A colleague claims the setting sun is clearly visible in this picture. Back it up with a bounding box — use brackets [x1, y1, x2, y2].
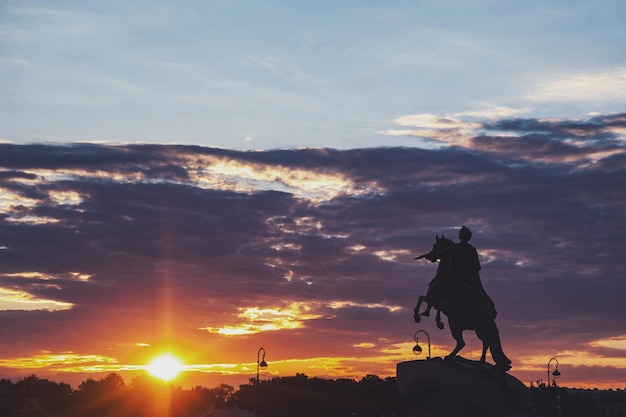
[146, 354, 184, 382]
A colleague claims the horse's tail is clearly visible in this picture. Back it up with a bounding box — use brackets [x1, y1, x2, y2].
[479, 320, 511, 370]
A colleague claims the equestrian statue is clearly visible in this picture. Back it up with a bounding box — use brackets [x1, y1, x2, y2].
[413, 226, 511, 372]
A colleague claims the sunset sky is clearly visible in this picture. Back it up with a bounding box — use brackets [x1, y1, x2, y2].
[1, 1, 626, 391]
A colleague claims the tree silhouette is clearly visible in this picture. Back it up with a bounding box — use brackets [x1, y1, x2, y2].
[234, 373, 405, 417]
[70, 373, 127, 417]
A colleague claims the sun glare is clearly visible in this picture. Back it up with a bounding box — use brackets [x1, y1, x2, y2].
[146, 354, 184, 381]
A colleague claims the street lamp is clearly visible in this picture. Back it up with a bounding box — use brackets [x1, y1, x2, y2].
[547, 357, 561, 387]
[255, 347, 267, 417]
[413, 330, 431, 359]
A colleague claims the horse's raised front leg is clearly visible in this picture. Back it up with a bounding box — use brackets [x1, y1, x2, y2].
[418, 294, 437, 317]
[413, 299, 422, 323]
[414, 295, 432, 322]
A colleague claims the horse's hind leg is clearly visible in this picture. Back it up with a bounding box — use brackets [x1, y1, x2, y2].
[446, 325, 465, 360]
[435, 309, 444, 329]
[480, 340, 488, 363]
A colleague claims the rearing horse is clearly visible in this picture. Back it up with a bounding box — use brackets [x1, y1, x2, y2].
[413, 235, 511, 372]
[413, 234, 453, 329]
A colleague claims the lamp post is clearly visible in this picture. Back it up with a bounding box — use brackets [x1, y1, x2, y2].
[255, 347, 267, 417]
[413, 330, 431, 359]
[547, 357, 560, 387]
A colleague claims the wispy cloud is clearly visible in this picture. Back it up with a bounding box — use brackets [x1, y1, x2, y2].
[381, 110, 626, 168]
[525, 68, 626, 103]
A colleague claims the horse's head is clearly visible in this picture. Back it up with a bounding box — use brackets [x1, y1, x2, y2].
[433, 234, 455, 252]
[421, 234, 455, 263]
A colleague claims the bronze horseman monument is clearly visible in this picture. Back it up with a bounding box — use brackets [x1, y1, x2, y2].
[396, 226, 543, 417]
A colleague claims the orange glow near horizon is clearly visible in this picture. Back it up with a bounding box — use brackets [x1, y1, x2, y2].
[0, 328, 626, 389]
[1, 338, 625, 390]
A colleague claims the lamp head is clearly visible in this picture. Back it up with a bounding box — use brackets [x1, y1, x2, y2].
[259, 360, 268, 370]
[552, 368, 561, 379]
[412, 343, 423, 355]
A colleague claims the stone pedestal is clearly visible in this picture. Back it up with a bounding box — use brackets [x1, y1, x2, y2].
[397, 357, 546, 417]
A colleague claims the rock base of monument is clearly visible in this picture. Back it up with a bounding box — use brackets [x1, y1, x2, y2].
[397, 357, 546, 417]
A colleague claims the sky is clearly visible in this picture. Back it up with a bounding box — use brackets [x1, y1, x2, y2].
[1, 0, 625, 391]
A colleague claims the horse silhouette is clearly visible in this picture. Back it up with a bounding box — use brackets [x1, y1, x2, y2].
[414, 235, 511, 372]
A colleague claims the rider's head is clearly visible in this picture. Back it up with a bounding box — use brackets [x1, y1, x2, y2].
[459, 225, 472, 242]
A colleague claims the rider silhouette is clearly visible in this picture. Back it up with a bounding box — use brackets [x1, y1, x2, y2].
[422, 226, 496, 316]
[449, 226, 496, 314]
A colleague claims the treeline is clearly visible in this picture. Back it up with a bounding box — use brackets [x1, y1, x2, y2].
[0, 373, 234, 417]
[238, 373, 405, 417]
[2, 373, 604, 417]
[0, 373, 406, 417]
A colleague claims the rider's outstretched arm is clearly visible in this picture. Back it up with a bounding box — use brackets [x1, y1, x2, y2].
[414, 251, 440, 262]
